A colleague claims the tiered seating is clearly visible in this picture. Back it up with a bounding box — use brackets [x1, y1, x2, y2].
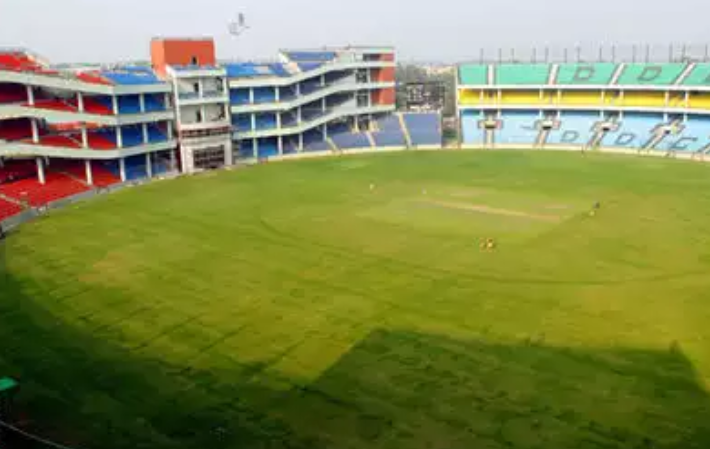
[254, 113, 277, 130]
[257, 138, 279, 158]
[331, 131, 371, 150]
[119, 126, 145, 147]
[0, 160, 36, 184]
[123, 155, 148, 180]
[496, 64, 551, 85]
[101, 70, 161, 85]
[0, 83, 27, 103]
[300, 79, 322, 95]
[461, 111, 486, 145]
[30, 99, 77, 112]
[82, 96, 113, 115]
[285, 52, 337, 62]
[303, 130, 329, 152]
[75, 72, 112, 85]
[230, 89, 250, 105]
[144, 94, 165, 112]
[0, 52, 40, 70]
[147, 125, 168, 143]
[459, 65, 489, 85]
[556, 63, 617, 85]
[269, 64, 291, 77]
[239, 139, 254, 158]
[372, 115, 406, 147]
[37, 135, 82, 148]
[52, 160, 120, 187]
[253, 87, 276, 103]
[117, 95, 141, 114]
[616, 63, 686, 86]
[298, 63, 323, 72]
[656, 117, 710, 152]
[0, 119, 32, 141]
[601, 114, 665, 149]
[87, 131, 116, 150]
[0, 172, 89, 207]
[403, 113, 442, 146]
[0, 197, 22, 221]
[546, 113, 601, 147]
[495, 112, 540, 145]
[233, 114, 252, 131]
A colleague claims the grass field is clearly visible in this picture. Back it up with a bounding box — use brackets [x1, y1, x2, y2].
[2, 150, 710, 449]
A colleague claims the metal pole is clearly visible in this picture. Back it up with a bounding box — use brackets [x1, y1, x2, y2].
[611, 45, 616, 63]
[563, 48, 568, 63]
[576, 45, 581, 62]
[532, 47, 537, 63]
[669, 43, 673, 62]
[544, 46, 550, 63]
[498, 47, 503, 63]
[599, 45, 603, 62]
[645, 44, 650, 63]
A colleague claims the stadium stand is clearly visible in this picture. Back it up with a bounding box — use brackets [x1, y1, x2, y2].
[0, 51, 40, 70]
[269, 63, 291, 77]
[230, 88, 250, 105]
[331, 130, 371, 150]
[147, 124, 168, 143]
[82, 96, 114, 115]
[101, 69, 161, 85]
[555, 63, 618, 85]
[118, 95, 142, 114]
[257, 138, 279, 158]
[600, 113, 665, 149]
[0, 83, 27, 103]
[285, 51, 337, 62]
[0, 118, 33, 141]
[656, 116, 710, 152]
[616, 63, 686, 86]
[87, 131, 117, 150]
[0, 197, 23, 221]
[496, 64, 551, 85]
[123, 155, 149, 180]
[304, 130, 330, 152]
[298, 62, 324, 72]
[547, 112, 601, 147]
[144, 94, 166, 112]
[0, 171, 89, 206]
[682, 63, 710, 86]
[233, 114, 252, 131]
[495, 111, 540, 145]
[459, 65, 489, 85]
[254, 113, 277, 130]
[372, 115, 407, 147]
[403, 113, 442, 146]
[461, 111, 486, 145]
[51, 159, 120, 187]
[119, 126, 145, 147]
[253, 87, 276, 103]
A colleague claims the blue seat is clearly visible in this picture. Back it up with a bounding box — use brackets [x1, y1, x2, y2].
[147, 125, 167, 143]
[601, 114, 664, 149]
[239, 139, 254, 158]
[286, 52, 337, 62]
[144, 94, 165, 112]
[461, 111, 486, 145]
[124, 154, 148, 180]
[119, 126, 144, 147]
[656, 116, 710, 152]
[373, 115, 406, 147]
[102, 70, 161, 85]
[117, 95, 141, 114]
[230, 89, 251, 105]
[495, 112, 540, 145]
[253, 87, 276, 103]
[547, 113, 601, 147]
[232, 114, 252, 132]
[331, 132, 371, 150]
[299, 62, 324, 72]
[403, 113, 442, 146]
[257, 138, 279, 158]
[254, 113, 277, 130]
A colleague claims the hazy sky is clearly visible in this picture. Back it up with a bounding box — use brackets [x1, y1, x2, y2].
[1, 0, 709, 63]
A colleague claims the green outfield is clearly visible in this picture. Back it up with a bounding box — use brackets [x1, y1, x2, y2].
[2, 150, 710, 449]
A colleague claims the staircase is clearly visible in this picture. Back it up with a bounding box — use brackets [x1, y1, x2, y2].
[365, 131, 376, 148]
[397, 113, 413, 148]
[326, 137, 340, 154]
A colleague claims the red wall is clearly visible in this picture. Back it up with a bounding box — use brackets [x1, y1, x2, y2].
[371, 87, 395, 106]
[379, 53, 395, 62]
[151, 39, 217, 77]
[372, 67, 395, 83]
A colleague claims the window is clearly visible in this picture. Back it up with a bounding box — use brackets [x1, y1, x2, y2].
[196, 110, 203, 123]
[191, 56, 198, 65]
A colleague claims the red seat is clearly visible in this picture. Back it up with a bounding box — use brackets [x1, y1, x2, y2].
[76, 72, 112, 86]
[36, 135, 82, 148]
[87, 132, 116, 150]
[30, 99, 77, 112]
[0, 118, 33, 141]
[0, 197, 23, 221]
[82, 97, 113, 115]
[0, 84, 27, 104]
[0, 171, 90, 207]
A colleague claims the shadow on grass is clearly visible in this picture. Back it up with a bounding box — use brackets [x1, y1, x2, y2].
[1, 261, 709, 449]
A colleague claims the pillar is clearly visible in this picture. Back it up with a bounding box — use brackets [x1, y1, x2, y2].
[322, 97, 326, 112]
[296, 83, 301, 96]
[323, 124, 328, 139]
[298, 134, 304, 152]
[278, 136, 284, 155]
[26, 85, 35, 105]
[85, 160, 93, 186]
[164, 93, 170, 110]
[249, 88, 254, 104]
[119, 157, 127, 182]
[139, 94, 146, 113]
[112, 96, 119, 114]
[253, 138, 259, 159]
[297, 107, 302, 124]
[321, 74, 326, 87]
[275, 86, 281, 102]
[169, 149, 176, 171]
[167, 123, 173, 140]
[81, 126, 88, 148]
[77, 92, 85, 113]
[145, 153, 153, 178]
[142, 123, 149, 145]
[251, 114, 256, 131]
[116, 126, 123, 148]
[36, 157, 45, 185]
[30, 119, 39, 143]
